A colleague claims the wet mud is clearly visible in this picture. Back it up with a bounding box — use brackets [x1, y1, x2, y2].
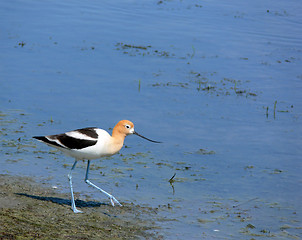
[0, 174, 161, 240]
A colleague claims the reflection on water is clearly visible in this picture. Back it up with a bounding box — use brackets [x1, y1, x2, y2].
[1, 0, 301, 239]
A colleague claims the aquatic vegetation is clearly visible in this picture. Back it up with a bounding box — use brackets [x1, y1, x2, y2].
[152, 82, 189, 88]
[151, 71, 258, 98]
[265, 101, 293, 119]
[121, 152, 150, 162]
[18, 41, 26, 47]
[115, 42, 187, 59]
[0, 110, 35, 158]
[138, 79, 141, 92]
[115, 42, 152, 56]
[156, 0, 203, 10]
[197, 218, 214, 223]
[184, 148, 216, 155]
[111, 168, 124, 174]
[274, 100, 277, 118]
[244, 165, 254, 170]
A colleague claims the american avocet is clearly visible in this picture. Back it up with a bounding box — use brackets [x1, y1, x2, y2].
[33, 120, 161, 213]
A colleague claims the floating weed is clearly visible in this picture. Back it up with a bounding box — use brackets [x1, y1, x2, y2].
[2, 140, 18, 148]
[246, 223, 256, 229]
[155, 162, 173, 168]
[172, 177, 189, 183]
[206, 201, 223, 207]
[268, 202, 281, 208]
[156, 216, 177, 222]
[272, 169, 283, 174]
[197, 218, 214, 224]
[153, 70, 222, 97]
[196, 148, 216, 155]
[18, 41, 26, 47]
[202, 85, 215, 91]
[240, 226, 275, 237]
[198, 197, 299, 238]
[152, 71, 258, 98]
[195, 73, 258, 97]
[0, 112, 7, 117]
[235, 89, 246, 95]
[157, 0, 203, 10]
[89, 164, 104, 170]
[244, 165, 254, 170]
[6, 158, 23, 163]
[185, 148, 215, 155]
[134, 161, 148, 165]
[129, 152, 150, 158]
[115, 42, 152, 57]
[262, 168, 284, 175]
[62, 164, 69, 168]
[115, 42, 182, 58]
[121, 151, 150, 163]
[116, 43, 151, 50]
[152, 82, 189, 88]
[33, 150, 51, 154]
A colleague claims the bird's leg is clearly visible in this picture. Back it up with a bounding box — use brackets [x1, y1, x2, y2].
[68, 160, 83, 213]
[84, 160, 122, 207]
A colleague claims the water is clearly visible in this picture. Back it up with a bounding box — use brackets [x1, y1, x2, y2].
[1, 0, 301, 239]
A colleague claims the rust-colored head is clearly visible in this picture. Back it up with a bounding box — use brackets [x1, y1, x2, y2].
[112, 120, 135, 137]
[112, 120, 161, 143]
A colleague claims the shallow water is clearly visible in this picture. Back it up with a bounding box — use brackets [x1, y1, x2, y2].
[1, 0, 302, 239]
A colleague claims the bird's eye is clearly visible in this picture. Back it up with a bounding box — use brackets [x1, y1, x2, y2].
[125, 125, 131, 129]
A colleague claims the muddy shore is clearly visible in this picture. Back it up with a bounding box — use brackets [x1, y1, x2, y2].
[0, 174, 161, 239]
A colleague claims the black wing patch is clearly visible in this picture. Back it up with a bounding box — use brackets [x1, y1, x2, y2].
[75, 127, 99, 139]
[33, 136, 64, 149]
[33, 127, 98, 150]
[54, 134, 97, 149]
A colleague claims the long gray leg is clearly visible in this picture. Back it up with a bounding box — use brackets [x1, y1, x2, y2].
[85, 160, 122, 206]
[68, 160, 83, 213]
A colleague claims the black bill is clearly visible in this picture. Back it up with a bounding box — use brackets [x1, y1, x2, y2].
[134, 131, 162, 143]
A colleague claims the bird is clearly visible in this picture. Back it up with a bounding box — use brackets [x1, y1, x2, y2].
[33, 120, 161, 213]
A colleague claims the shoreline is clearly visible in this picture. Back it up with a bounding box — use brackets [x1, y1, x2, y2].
[0, 174, 161, 239]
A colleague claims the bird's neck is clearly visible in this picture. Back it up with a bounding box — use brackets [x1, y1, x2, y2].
[109, 130, 126, 155]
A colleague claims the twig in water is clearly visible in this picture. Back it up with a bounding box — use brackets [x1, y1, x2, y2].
[169, 173, 176, 183]
[169, 173, 176, 195]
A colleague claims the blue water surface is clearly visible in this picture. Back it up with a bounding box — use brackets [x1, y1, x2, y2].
[1, 0, 301, 239]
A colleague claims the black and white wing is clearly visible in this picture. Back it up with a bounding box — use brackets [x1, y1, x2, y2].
[33, 127, 99, 150]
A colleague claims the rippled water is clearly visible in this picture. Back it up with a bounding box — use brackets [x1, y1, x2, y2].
[1, 0, 301, 239]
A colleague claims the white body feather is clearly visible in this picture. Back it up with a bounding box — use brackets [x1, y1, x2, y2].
[39, 128, 116, 160]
